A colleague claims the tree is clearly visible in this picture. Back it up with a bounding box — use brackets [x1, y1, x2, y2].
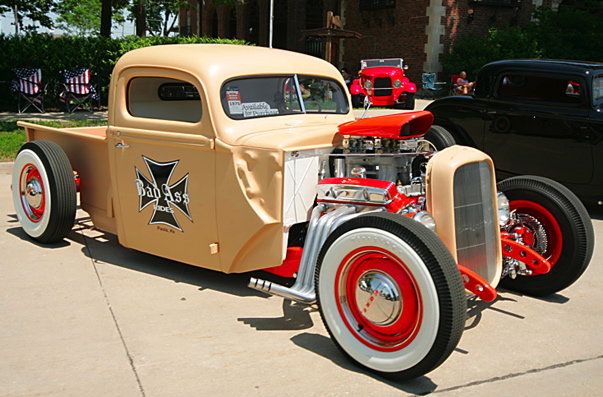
[100, 0, 113, 37]
[54, 0, 102, 35]
[443, 3, 603, 76]
[527, 3, 603, 61]
[134, 0, 146, 37]
[52, 0, 127, 37]
[0, 0, 55, 35]
[146, 0, 189, 36]
[442, 27, 540, 79]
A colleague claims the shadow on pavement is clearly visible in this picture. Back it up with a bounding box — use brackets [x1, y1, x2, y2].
[238, 299, 315, 331]
[291, 332, 440, 395]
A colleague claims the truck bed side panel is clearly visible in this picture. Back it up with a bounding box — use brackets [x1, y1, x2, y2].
[18, 122, 116, 234]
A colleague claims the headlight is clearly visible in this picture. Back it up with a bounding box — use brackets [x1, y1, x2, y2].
[497, 192, 510, 227]
[413, 211, 436, 233]
[393, 79, 402, 88]
[363, 80, 372, 90]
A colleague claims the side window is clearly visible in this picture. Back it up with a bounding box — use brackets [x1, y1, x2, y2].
[497, 74, 582, 105]
[593, 75, 603, 102]
[128, 77, 202, 123]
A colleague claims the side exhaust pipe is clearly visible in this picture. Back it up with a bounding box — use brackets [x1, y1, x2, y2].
[248, 277, 316, 304]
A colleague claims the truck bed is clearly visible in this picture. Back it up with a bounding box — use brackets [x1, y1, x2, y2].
[18, 121, 117, 234]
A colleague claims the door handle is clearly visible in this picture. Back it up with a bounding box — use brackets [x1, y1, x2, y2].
[115, 143, 129, 149]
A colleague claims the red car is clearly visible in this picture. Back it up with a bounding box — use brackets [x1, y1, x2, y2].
[350, 58, 417, 109]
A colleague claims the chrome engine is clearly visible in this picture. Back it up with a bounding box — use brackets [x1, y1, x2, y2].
[327, 136, 432, 193]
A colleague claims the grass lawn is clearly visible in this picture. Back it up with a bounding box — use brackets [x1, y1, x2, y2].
[0, 119, 106, 162]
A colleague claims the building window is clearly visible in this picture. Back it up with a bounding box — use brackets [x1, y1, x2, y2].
[359, 0, 396, 12]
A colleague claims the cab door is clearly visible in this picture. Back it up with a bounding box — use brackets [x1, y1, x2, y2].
[483, 73, 593, 184]
[107, 70, 220, 271]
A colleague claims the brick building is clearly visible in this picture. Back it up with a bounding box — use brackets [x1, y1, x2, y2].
[179, 0, 559, 83]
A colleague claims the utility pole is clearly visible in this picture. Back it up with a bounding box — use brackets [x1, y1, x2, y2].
[269, 0, 274, 48]
[13, 4, 19, 36]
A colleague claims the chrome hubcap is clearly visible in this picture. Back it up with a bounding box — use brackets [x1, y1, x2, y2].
[25, 178, 43, 210]
[355, 271, 402, 326]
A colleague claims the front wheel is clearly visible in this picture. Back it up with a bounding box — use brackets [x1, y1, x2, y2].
[422, 125, 456, 150]
[315, 213, 466, 380]
[351, 94, 364, 108]
[404, 93, 415, 110]
[12, 141, 76, 244]
[498, 176, 594, 296]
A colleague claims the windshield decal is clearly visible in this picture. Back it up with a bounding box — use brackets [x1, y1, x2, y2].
[242, 102, 279, 117]
[226, 89, 243, 115]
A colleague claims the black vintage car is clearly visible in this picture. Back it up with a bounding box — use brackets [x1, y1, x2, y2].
[425, 59, 603, 206]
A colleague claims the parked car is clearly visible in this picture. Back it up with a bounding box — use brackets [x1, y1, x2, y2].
[425, 59, 603, 206]
[12, 47, 593, 380]
[349, 58, 417, 109]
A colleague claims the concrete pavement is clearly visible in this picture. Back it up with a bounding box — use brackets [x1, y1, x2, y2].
[1, 166, 602, 396]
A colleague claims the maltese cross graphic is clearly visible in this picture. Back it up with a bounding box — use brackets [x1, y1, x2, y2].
[134, 156, 192, 231]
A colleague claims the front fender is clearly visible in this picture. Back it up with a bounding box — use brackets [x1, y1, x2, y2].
[403, 82, 417, 93]
[350, 79, 363, 95]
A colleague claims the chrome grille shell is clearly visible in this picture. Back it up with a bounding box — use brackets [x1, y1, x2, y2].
[426, 146, 502, 286]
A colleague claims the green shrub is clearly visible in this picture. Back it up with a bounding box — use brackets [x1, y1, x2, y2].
[0, 34, 250, 112]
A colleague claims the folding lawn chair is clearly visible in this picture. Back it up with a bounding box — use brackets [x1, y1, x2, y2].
[450, 74, 461, 95]
[60, 68, 99, 113]
[419, 73, 444, 99]
[11, 68, 47, 113]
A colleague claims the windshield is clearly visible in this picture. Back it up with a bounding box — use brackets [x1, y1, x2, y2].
[221, 74, 349, 120]
[361, 59, 403, 69]
[593, 74, 603, 103]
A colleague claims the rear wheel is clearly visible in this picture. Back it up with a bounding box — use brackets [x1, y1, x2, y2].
[316, 213, 466, 380]
[12, 141, 76, 244]
[498, 176, 594, 296]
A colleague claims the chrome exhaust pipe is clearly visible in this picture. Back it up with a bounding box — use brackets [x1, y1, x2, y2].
[248, 277, 316, 304]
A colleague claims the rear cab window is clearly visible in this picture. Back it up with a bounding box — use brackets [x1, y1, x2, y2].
[128, 77, 202, 123]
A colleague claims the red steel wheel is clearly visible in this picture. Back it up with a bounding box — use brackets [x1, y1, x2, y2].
[316, 213, 466, 380]
[18, 163, 46, 223]
[508, 199, 563, 266]
[498, 176, 594, 296]
[336, 247, 423, 352]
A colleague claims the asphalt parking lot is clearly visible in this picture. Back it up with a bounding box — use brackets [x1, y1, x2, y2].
[1, 109, 602, 395]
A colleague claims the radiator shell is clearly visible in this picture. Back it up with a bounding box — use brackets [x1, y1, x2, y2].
[426, 145, 502, 287]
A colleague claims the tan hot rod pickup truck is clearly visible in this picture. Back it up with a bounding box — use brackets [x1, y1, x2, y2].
[12, 44, 594, 380]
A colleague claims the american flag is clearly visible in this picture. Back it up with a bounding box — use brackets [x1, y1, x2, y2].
[14, 68, 44, 107]
[64, 68, 91, 95]
[60, 68, 98, 103]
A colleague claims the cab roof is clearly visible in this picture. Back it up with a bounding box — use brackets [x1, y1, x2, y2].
[113, 43, 344, 84]
[480, 59, 603, 75]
